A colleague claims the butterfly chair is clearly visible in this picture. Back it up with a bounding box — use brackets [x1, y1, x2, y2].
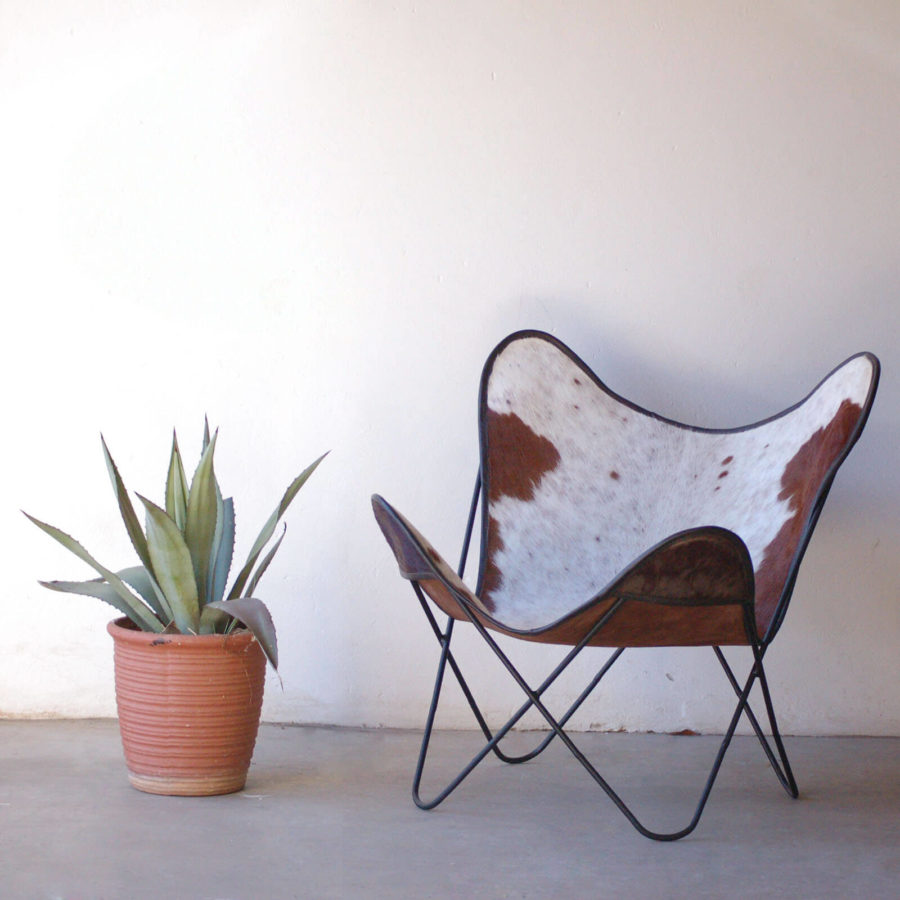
[372, 330, 879, 841]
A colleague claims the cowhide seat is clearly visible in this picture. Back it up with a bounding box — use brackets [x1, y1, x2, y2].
[372, 330, 879, 841]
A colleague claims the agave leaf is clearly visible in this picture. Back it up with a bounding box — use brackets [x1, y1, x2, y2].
[228, 452, 328, 600]
[118, 565, 171, 624]
[205, 471, 226, 605]
[203, 597, 278, 670]
[100, 436, 155, 577]
[164, 431, 190, 531]
[24, 513, 162, 632]
[198, 603, 230, 634]
[138, 495, 200, 634]
[39, 577, 163, 632]
[245, 523, 286, 599]
[210, 496, 234, 605]
[203, 416, 211, 451]
[184, 430, 219, 607]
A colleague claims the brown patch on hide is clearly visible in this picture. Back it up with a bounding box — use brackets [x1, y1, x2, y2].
[754, 399, 863, 635]
[480, 516, 505, 602]
[485, 410, 561, 502]
[610, 470, 620, 480]
[718, 470, 729, 479]
[616, 529, 751, 604]
[721, 456, 734, 465]
[481, 411, 561, 610]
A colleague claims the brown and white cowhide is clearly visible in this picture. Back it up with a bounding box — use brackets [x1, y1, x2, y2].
[478, 333, 877, 636]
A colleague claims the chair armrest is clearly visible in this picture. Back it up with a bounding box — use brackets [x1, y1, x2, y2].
[371, 495, 489, 619]
[611, 526, 755, 609]
[532, 526, 758, 647]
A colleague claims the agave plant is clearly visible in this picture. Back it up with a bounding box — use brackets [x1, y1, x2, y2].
[25, 421, 326, 670]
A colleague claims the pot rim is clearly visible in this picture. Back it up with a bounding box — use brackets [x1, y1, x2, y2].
[107, 616, 255, 649]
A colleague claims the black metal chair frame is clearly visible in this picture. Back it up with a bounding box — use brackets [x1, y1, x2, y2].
[375, 333, 878, 842]
[408, 474, 798, 842]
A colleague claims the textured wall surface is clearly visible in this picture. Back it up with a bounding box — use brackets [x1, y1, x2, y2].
[2, 1, 897, 734]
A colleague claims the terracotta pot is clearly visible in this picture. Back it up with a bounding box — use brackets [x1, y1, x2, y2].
[107, 617, 266, 796]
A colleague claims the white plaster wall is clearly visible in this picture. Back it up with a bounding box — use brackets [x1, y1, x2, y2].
[1, 1, 897, 735]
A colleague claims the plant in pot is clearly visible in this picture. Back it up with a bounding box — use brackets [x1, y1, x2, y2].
[25, 422, 326, 796]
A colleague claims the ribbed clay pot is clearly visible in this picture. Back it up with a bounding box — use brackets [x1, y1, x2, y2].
[107, 617, 266, 796]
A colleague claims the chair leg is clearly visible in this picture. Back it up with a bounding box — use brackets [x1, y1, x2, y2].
[411, 585, 628, 807]
[411, 587, 551, 769]
[754, 658, 799, 797]
[464, 611, 768, 841]
[411, 587, 787, 840]
[497, 646, 627, 765]
[412, 601, 768, 840]
[713, 647, 799, 798]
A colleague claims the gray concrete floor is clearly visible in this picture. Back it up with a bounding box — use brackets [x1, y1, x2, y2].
[1, 721, 898, 899]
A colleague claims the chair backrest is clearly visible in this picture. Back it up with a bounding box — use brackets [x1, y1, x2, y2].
[476, 331, 879, 641]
